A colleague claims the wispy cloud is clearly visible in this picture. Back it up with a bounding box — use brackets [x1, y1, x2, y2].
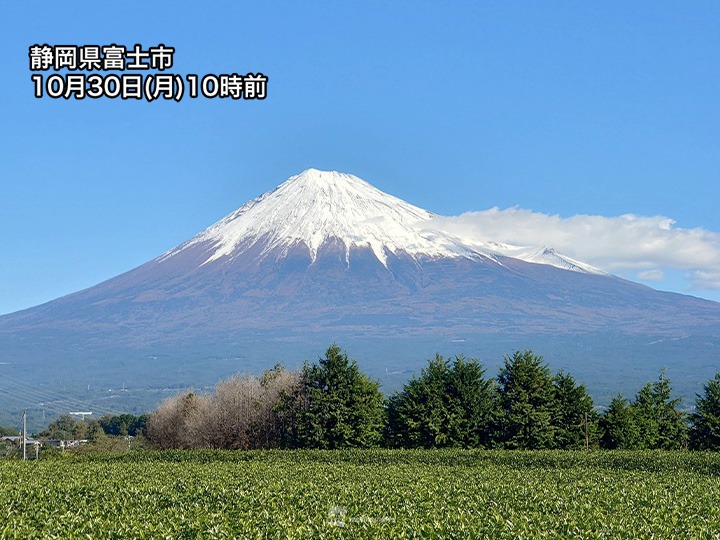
[637, 269, 665, 282]
[689, 271, 720, 291]
[428, 208, 720, 291]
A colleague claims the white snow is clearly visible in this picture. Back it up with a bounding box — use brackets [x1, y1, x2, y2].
[438, 239, 607, 275]
[160, 168, 605, 275]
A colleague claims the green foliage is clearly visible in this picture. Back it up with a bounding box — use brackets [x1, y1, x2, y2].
[88, 421, 107, 442]
[600, 371, 688, 450]
[98, 413, 148, 437]
[691, 373, 720, 450]
[2, 450, 720, 537]
[600, 395, 640, 449]
[495, 350, 556, 449]
[632, 370, 688, 449]
[105, 348, 720, 453]
[0, 425, 18, 437]
[551, 371, 598, 449]
[385, 354, 495, 448]
[39, 414, 78, 440]
[291, 344, 385, 449]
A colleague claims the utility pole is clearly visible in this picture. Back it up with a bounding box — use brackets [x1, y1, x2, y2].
[585, 412, 589, 450]
[22, 410, 27, 461]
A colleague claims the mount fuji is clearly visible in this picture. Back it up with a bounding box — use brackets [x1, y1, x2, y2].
[1, 168, 719, 421]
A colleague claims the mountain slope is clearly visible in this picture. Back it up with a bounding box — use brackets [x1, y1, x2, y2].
[0, 168, 718, 421]
[2, 167, 717, 336]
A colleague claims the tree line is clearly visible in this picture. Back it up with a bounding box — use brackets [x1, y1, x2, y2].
[34, 413, 148, 442]
[145, 344, 720, 451]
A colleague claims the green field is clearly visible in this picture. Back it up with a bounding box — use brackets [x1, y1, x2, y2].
[1, 450, 719, 538]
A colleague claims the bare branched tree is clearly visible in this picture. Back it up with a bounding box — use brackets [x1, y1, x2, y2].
[146, 365, 300, 450]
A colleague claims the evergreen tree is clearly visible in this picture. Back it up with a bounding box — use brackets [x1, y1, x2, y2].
[551, 371, 598, 449]
[633, 370, 687, 449]
[446, 355, 496, 447]
[495, 350, 556, 449]
[600, 372, 687, 450]
[385, 355, 448, 448]
[600, 394, 639, 449]
[690, 373, 720, 450]
[385, 355, 495, 448]
[292, 344, 384, 449]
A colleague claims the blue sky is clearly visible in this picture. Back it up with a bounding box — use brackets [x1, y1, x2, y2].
[1, 1, 719, 315]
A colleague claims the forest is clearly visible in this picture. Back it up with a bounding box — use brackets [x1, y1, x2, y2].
[73, 345, 719, 452]
[6, 345, 719, 454]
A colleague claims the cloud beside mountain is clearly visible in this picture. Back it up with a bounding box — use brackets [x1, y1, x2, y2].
[428, 209, 720, 292]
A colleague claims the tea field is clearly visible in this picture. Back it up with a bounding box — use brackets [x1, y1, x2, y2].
[1, 449, 719, 538]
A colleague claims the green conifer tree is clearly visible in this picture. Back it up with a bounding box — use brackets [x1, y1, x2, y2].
[633, 370, 687, 449]
[292, 344, 384, 449]
[600, 395, 639, 449]
[690, 373, 720, 450]
[495, 350, 556, 449]
[385, 355, 495, 448]
[551, 371, 598, 449]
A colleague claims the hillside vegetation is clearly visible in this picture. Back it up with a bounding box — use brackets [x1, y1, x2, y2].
[145, 346, 720, 451]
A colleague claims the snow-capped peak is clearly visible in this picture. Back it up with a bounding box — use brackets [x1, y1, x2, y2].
[160, 168, 605, 275]
[164, 169, 481, 266]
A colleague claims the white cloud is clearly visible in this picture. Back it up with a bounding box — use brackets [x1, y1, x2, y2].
[428, 208, 720, 292]
[689, 271, 720, 290]
[637, 269, 664, 282]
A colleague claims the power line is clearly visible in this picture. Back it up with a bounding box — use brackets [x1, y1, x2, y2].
[0, 384, 114, 416]
[0, 374, 120, 417]
[0, 372, 106, 404]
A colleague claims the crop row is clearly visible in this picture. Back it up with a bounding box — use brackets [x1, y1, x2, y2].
[1, 450, 719, 538]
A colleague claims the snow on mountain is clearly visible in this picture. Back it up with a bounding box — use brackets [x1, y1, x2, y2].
[503, 246, 607, 275]
[440, 240, 608, 275]
[160, 168, 604, 275]
[161, 168, 483, 267]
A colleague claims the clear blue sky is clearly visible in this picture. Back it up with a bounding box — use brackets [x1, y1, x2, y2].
[1, 1, 719, 315]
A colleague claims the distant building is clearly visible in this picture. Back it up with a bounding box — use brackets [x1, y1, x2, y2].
[1, 435, 39, 446]
[43, 439, 68, 450]
[42, 438, 89, 450]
